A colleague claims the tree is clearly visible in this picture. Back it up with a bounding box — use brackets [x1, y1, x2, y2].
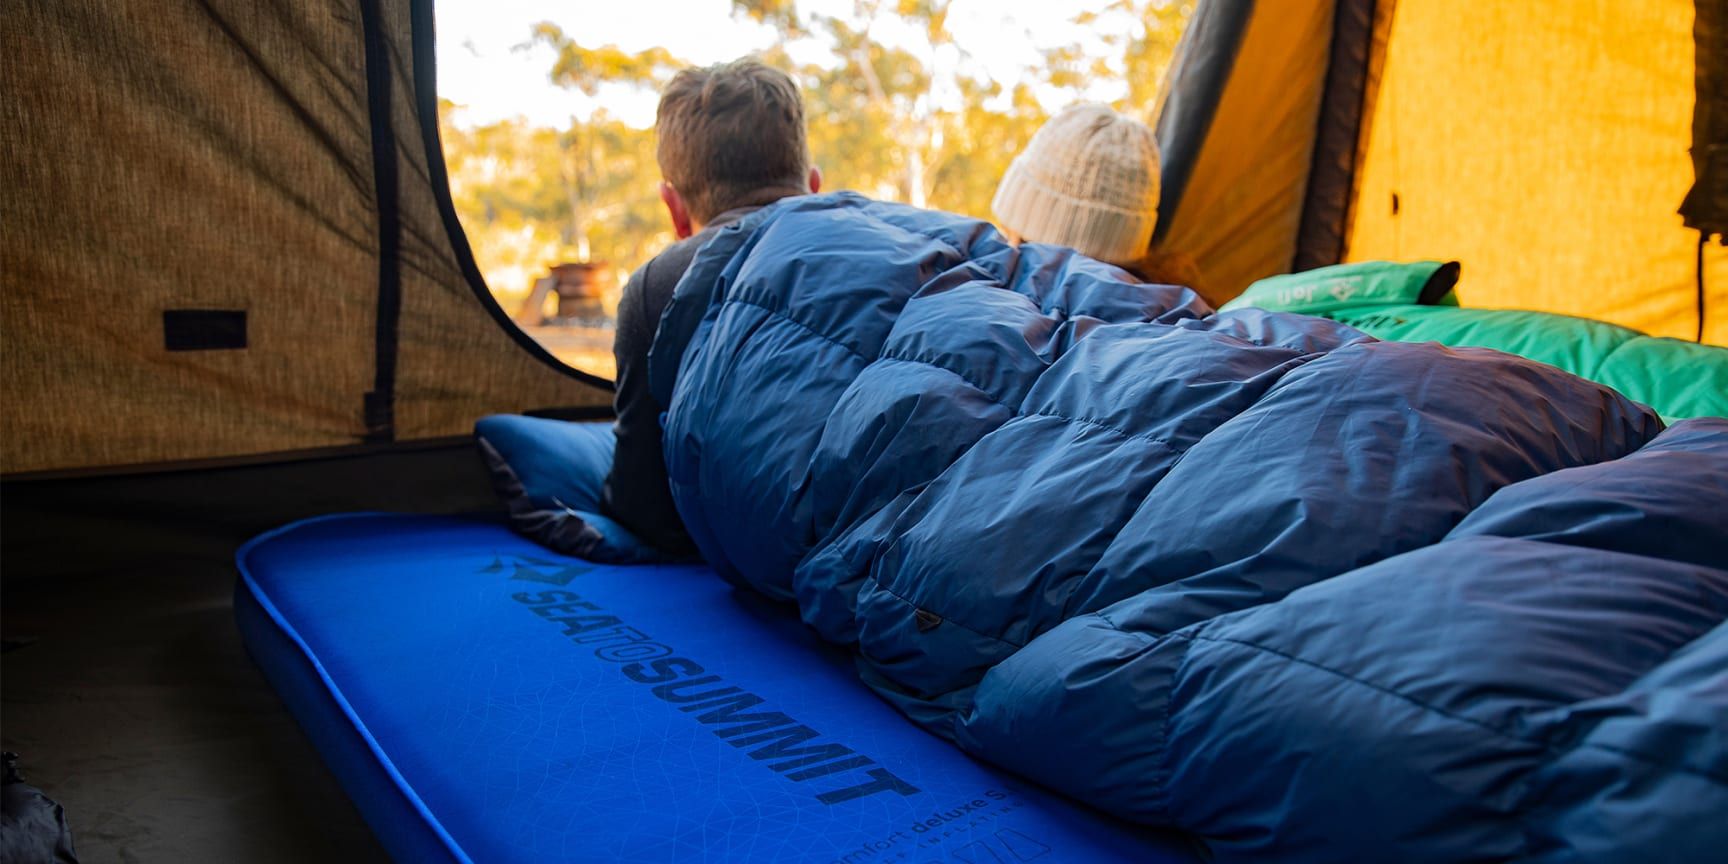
[1057, 0, 1193, 115]
[439, 103, 667, 310]
[733, 0, 1188, 219]
[439, 0, 1196, 316]
[528, 24, 683, 262]
[743, 0, 955, 208]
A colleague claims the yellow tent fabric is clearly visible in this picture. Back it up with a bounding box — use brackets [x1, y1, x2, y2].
[1157, 0, 1336, 304]
[1347, 0, 1720, 343]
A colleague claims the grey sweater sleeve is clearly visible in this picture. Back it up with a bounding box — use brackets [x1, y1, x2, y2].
[601, 258, 694, 555]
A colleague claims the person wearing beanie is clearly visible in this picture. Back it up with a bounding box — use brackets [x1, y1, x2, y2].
[992, 104, 1203, 294]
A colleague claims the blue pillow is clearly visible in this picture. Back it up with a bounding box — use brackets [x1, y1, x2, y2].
[473, 415, 674, 564]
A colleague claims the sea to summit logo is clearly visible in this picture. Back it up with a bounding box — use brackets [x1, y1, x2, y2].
[1325, 278, 1360, 302]
[480, 554, 591, 586]
[487, 556, 922, 807]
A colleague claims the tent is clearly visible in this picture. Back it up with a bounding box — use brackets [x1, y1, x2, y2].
[1155, 0, 1727, 343]
[2, 0, 1723, 860]
[4, 0, 1723, 479]
[3, 0, 613, 479]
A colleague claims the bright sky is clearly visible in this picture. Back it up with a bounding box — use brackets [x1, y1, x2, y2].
[436, 0, 1138, 129]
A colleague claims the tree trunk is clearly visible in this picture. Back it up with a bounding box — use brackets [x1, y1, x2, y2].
[906, 147, 926, 209]
[567, 123, 593, 262]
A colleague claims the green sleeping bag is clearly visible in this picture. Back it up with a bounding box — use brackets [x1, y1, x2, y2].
[1222, 261, 1728, 421]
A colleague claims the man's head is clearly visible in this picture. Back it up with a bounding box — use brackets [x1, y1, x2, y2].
[655, 58, 819, 238]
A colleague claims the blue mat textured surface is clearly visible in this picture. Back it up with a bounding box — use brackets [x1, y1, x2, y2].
[236, 513, 1202, 864]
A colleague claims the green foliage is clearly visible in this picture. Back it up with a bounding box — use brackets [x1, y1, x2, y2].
[442, 1, 1192, 304]
[925, 79, 1049, 219]
[446, 28, 681, 301]
[1097, 0, 1195, 112]
[731, 0, 803, 37]
[531, 23, 683, 95]
[440, 103, 667, 306]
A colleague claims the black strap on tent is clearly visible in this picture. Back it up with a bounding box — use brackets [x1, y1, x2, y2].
[359, 0, 402, 442]
[1292, 0, 1386, 272]
[1681, 0, 1725, 343]
[1152, 0, 1255, 245]
[406, 0, 616, 391]
[1698, 237, 1707, 343]
[1680, 0, 1726, 243]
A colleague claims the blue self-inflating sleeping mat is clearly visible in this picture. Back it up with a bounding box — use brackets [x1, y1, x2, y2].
[236, 513, 1203, 864]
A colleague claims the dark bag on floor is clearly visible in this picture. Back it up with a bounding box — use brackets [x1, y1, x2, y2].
[1, 753, 77, 864]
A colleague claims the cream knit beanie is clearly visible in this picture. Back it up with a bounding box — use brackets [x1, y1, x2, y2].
[991, 104, 1161, 266]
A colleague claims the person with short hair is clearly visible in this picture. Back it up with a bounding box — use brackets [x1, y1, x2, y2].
[603, 58, 820, 555]
[992, 103, 1202, 292]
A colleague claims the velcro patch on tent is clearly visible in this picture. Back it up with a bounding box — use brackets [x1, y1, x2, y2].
[162, 310, 247, 351]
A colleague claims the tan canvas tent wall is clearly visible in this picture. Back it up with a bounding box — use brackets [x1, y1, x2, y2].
[3, 0, 612, 476]
[1155, 0, 1727, 344]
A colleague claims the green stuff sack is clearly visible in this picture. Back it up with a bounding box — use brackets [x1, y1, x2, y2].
[1225, 260, 1728, 421]
[1592, 337, 1728, 422]
[1220, 260, 1460, 315]
[1337, 306, 1638, 379]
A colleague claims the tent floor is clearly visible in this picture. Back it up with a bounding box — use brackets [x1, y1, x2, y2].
[2, 441, 503, 861]
[3, 556, 390, 862]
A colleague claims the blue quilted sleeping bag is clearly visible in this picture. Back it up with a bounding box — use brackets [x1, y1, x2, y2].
[647, 192, 1728, 862]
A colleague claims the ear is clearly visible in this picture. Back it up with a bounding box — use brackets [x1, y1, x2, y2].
[660, 181, 694, 240]
[807, 166, 822, 194]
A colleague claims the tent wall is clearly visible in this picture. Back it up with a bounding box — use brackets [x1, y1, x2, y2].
[1, 0, 609, 476]
[1345, 0, 1723, 344]
[1291, 0, 1388, 273]
[1159, 0, 1722, 345]
[387, 0, 611, 440]
[1154, 0, 1337, 303]
[1681, 0, 1727, 241]
[3, 2, 379, 472]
